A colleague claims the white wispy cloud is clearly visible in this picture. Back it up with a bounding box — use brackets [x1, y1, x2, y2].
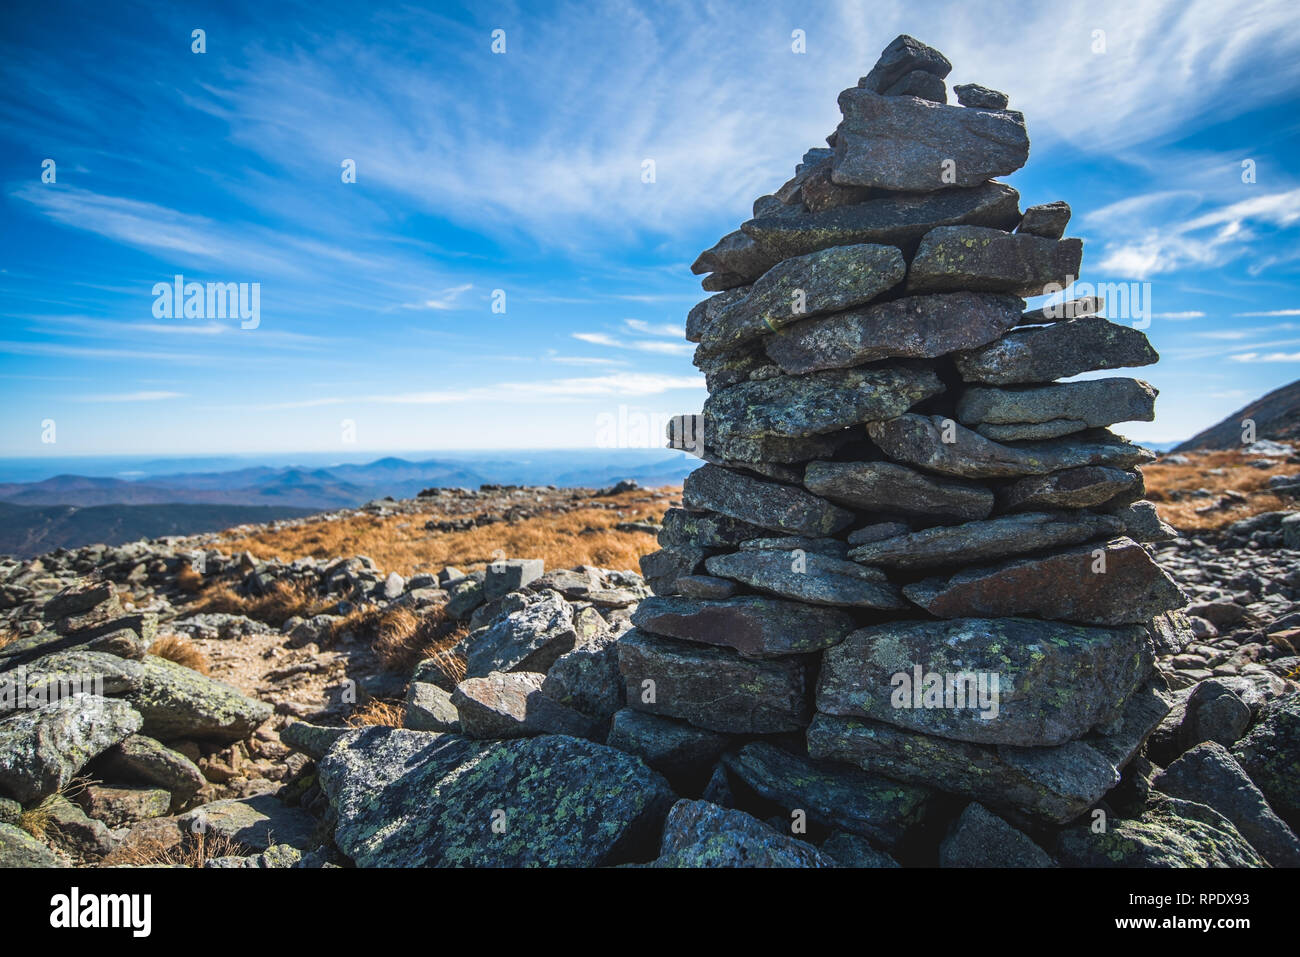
[624, 318, 685, 337]
[76, 391, 185, 402]
[572, 331, 693, 355]
[415, 283, 474, 311]
[1229, 351, 1300, 362]
[1152, 311, 1205, 319]
[1235, 309, 1300, 316]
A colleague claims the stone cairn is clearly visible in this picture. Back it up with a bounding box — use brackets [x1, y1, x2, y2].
[622, 35, 1196, 846]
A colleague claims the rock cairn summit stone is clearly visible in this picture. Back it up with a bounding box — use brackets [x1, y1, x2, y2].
[632, 35, 1192, 825]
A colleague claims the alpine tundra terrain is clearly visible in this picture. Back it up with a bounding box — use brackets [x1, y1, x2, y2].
[2, 33, 1299, 869]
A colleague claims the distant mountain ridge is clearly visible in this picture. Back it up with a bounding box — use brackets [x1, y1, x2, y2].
[0, 451, 698, 511]
[1173, 379, 1300, 452]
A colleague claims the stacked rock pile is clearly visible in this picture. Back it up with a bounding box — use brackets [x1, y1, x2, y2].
[629, 35, 1197, 829]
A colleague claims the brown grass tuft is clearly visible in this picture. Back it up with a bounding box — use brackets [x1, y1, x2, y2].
[174, 564, 204, 594]
[345, 698, 406, 728]
[148, 635, 211, 674]
[192, 579, 333, 628]
[101, 830, 253, 868]
[419, 644, 467, 687]
[0, 628, 16, 651]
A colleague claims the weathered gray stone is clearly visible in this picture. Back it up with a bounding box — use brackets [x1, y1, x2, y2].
[741, 182, 1021, 262]
[1018, 295, 1102, 325]
[705, 367, 944, 461]
[617, 629, 809, 734]
[1017, 201, 1071, 239]
[0, 695, 142, 802]
[808, 681, 1170, 822]
[906, 226, 1083, 297]
[631, 595, 857, 656]
[955, 317, 1159, 384]
[1154, 742, 1300, 868]
[698, 244, 906, 354]
[859, 34, 951, 92]
[848, 511, 1123, 569]
[673, 574, 740, 600]
[940, 803, 1056, 867]
[998, 467, 1142, 511]
[639, 546, 706, 595]
[1055, 792, 1265, 868]
[723, 742, 933, 848]
[683, 465, 854, 537]
[819, 831, 900, 868]
[957, 379, 1157, 434]
[452, 671, 599, 740]
[818, 617, 1152, 745]
[847, 521, 911, 545]
[833, 91, 1028, 191]
[765, 292, 1023, 374]
[690, 230, 780, 286]
[868, 415, 1156, 479]
[483, 559, 545, 601]
[882, 69, 947, 102]
[96, 733, 205, 801]
[318, 728, 673, 867]
[179, 794, 318, 852]
[463, 593, 577, 679]
[1232, 692, 1300, 828]
[953, 83, 1009, 110]
[43, 580, 116, 621]
[45, 796, 117, 859]
[686, 286, 750, 343]
[124, 656, 271, 743]
[649, 799, 831, 868]
[605, 709, 732, 784]
[279, 721, 348, 760]
[804, 460, 994, 522]
[540, 632, 625, 721]
[404, 681, 459, 732]
[658, 508, 768, 549]
[1115, 501, 1178, 542]
[75, 784, 171, 826]
[0, 821, 61, 867]
[703, 550, 904, 609]
[903, 537, 1187, 626]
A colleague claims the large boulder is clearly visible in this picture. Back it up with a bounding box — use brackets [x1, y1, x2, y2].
[124, 656, 271, 743]
[317, 728, 674, 867]
[817, 617, 1152, 745]
[631, 595, 856, 657]
[1232, 692, 1300, 828]
[0, 695, 142, 803]
[463, 593, 578, 679]
[906, 226, 1080, 297]
[648, 799, 832, 868]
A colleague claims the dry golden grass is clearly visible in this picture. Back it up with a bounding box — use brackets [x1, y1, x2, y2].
[330, 602, 468, 672]
[419, 645, 467, 687]
[174, 564, 204, 594]
[0, 628, 15, 651]
[18, 777, 94, 840]
[1144, 450, 1294, 532]
[101, 830, 252, 868]
[192, 579, 334, 627]
[148, 635, 211, 675]
[216, 489, 672, 578]
[345, 698, 406, 728]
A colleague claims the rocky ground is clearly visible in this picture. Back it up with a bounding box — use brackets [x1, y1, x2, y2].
[0, 474, 1297, 868]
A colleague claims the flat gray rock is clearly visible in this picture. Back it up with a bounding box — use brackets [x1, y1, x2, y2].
[650, 799, 832, 868]
[124, 656, 271, 744]
[463, 592, 577, 679]
[605, 710, 732, 784]
[683, 465, 854, 537]
[808, 681, 1170, 823]
[955, 317, 1159, 384]
[1017, 201, 1071, 239]
[858, 34, 951, 93]
[451, 671, 599, 740]
[906, 226, 1082, 297]
[765, 292, 1023, 373]
[404, 681, 460, 732]
[704, 365, 943, 459]
[998, 467, 1142, 511]
[956, 378, 1157, 432]
[868, 415, 1156, 479]
[902, 537, 1187, 626]
[0, 821, 61, 867]
[740, 182, 1021, 262]
[803, 459, 994, 522]
[631, 595, 857, 657]
[832, 91, 1028, 191]
[817, 617, 1152, 745]
[617, 628, 810, 734]
[723, 742, 933, 849]
[847, 511, 1123, 569]
[704, 549, 904, 609]
[953, 83, 1009, 110]
[699, 244, 906, 354]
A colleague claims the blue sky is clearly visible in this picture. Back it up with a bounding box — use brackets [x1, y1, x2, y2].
[2, 0, 1299, 460]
